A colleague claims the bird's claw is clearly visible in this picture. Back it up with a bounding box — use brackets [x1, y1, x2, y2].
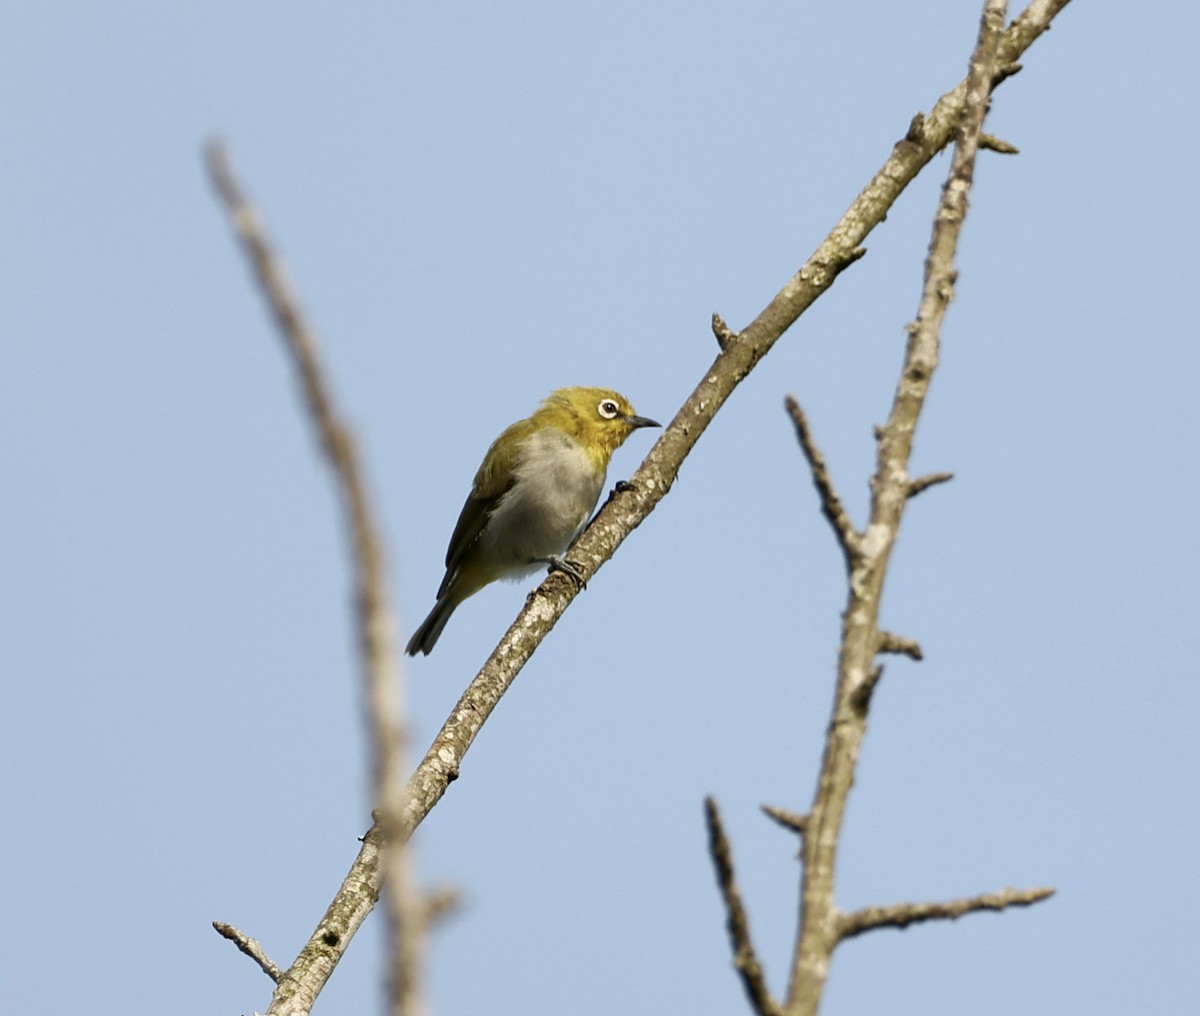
[545, 555, 587, 590]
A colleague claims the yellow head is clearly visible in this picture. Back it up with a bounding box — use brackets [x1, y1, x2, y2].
[534, 387, 660, 469]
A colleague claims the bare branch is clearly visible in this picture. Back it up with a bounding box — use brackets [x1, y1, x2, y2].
[785, 3, 1035, 1012]
[705, 798, 781, 1016]
[784, 396, 860, 568]
[907, 471, 955, 498]
[838, 886, 1056, 940]
[270, 825, 388, 1016]
[213, 921, 283, 983]
[206, 142, 422, 1016]
[761, 804, 809, 836]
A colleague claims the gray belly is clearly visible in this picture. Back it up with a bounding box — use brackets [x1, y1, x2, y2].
[481, 429, 605, 572]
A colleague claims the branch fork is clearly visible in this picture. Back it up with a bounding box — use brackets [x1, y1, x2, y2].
[706, 4, 1064, 1014]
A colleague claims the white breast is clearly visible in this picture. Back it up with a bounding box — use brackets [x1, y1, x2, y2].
[481, 428, 605, 579]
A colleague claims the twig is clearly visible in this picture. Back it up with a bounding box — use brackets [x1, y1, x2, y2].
[979, 133, 1019, 154]
[877, 631, 923, 661]
[705, 798, 780, 1016]
[838, 886, 1056, 940]
[213, 921, 283, 983]
[211, 0, 1073, 1000]
[784, 396, 860, 568]
[908, 471, 955, 498]
[761, 804, 809, 835]
[206, 142, 422, 1016]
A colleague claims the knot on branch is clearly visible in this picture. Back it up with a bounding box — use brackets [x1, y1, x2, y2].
[906, 112, 927, 144]
[712, 312, 740, 350]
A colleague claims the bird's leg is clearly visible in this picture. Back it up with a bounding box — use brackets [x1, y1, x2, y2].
[536, 555, 587, 590]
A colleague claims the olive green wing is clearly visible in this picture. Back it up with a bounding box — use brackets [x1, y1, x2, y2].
[438, 418, 532, 593]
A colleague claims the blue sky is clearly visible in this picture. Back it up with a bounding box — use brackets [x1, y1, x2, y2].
[3, 2, 1196, 1014]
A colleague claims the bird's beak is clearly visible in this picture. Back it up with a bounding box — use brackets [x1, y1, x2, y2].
[625, 414, 661, 429]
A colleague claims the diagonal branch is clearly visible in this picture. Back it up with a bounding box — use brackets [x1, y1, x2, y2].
[393, 0, 1073, 853]
[213, 0, 1073, 1000]
[838, 886, 1057, 940]
[705, 798, 780, 1016]
[206, 142, 423, 1016]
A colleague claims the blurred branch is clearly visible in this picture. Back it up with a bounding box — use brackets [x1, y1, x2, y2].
[780, 3, 1057, 1013]
[839, 886, 1057, 940]
[422, 886, 462, 927]
[206, 142, 423, 1016]
[705, 798, 780, 1016]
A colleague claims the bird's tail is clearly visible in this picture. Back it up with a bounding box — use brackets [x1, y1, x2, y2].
[405, 592, 460, 656]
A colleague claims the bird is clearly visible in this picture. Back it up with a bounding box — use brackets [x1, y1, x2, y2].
[405, 386, 660, 656]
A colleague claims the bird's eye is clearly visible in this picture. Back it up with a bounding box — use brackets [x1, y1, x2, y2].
[598, 399, 620, 420]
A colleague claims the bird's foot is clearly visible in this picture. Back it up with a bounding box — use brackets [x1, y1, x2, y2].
[541, 555, 587, 590]
[600, 479, 635, 509]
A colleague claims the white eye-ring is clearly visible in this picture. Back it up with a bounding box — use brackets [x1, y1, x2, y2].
[598, 399, 620, 420]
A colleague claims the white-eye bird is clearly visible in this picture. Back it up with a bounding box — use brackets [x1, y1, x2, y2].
[405, 386, 659, 656]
